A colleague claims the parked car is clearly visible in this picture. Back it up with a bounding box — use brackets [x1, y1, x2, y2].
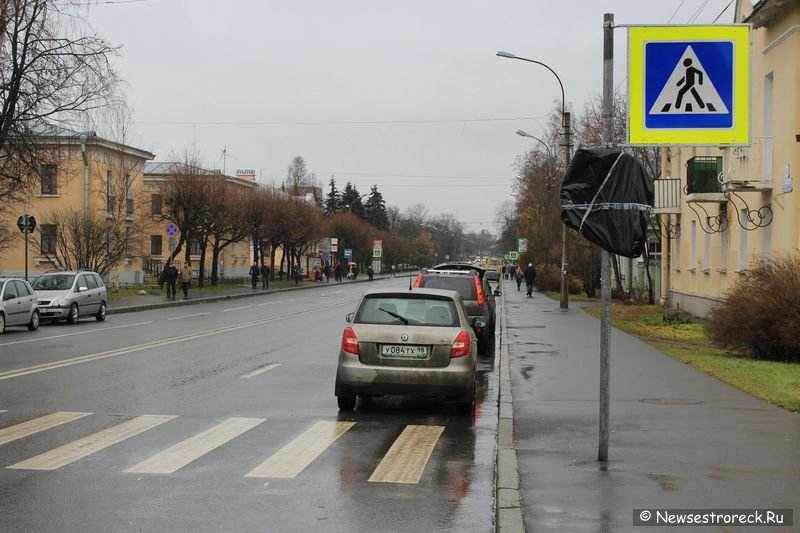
[335, 288, 484, 414]
[0, 278, 40, 334]
[414, 266, 500, 352]
[31, 271, 107, 324]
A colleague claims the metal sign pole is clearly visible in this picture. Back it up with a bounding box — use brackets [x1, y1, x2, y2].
[598, 12, 615, 463]
[24, 227, 29, 281]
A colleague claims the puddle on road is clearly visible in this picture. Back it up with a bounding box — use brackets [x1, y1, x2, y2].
[520, 366, 534, 380]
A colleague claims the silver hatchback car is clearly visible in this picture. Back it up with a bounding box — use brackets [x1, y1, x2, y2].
[0, 278, 40, 334]
[335, 288, 485, 414]
[31, 271, 108, 324]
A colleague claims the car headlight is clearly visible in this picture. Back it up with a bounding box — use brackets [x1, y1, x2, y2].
[52, 298, 69, 307]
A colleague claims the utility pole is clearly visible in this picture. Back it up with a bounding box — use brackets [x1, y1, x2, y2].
[598, 12, 614, 462]
[560, 111, 572, 309]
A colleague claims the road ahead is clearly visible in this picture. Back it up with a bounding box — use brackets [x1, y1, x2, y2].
[0, 279, 499, 533]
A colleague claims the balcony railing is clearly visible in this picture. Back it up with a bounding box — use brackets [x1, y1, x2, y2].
[654, 178, 682, 214]
[686, 156, 726, 203]
[722, 137, 774, 192]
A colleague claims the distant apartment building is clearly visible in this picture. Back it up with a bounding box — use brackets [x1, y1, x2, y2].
[0, 128, 155, 282]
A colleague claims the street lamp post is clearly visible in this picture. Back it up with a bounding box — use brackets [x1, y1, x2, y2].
[497, 51, 572, 310]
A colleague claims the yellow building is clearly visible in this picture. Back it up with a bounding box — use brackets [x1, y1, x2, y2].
[0, 128, 155, 283]
[661, 0, 799, 317]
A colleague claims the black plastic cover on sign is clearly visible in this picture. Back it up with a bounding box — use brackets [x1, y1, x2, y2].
[560, 148, 654, 258]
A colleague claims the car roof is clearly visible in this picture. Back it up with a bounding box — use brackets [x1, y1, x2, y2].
[422, 268, 479, 277]
[433, 262, 487, 275]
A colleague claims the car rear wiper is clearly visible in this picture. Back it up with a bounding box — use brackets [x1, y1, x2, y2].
[378, 307, 409, 325]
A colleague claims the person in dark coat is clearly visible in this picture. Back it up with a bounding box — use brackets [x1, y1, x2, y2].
[164, 262, 179, 299]
[249, 262, 259, 289]
[293, 264, 302, 286]
[367, 265, 374, 281]
[524, 263, 536, 298]
[260, 263, 270, 289]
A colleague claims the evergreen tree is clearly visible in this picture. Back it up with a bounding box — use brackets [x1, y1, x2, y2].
[323, 176, 340, 217]
[364, 185, 389, 230]
[340, 182, 365, 219]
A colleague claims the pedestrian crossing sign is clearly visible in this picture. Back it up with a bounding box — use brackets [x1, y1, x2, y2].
[628, 25, 750, 145]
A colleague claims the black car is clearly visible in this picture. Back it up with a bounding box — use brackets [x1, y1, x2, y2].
[413, 267, 499, 352]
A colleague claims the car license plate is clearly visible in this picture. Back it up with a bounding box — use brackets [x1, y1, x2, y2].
[381, 345, 428, 358]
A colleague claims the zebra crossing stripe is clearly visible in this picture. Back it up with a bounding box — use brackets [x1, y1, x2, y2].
[245, 421, 355, 478]
[0, 412, 91, 447]
[8, 415, 175, 471]
[368, 425, 444, 484]
[124, 417, 265, 474]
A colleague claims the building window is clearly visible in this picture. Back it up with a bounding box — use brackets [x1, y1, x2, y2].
[40, 165, 57, 195]
[720, 213, 728, 271]
[40, 224, 57, 254]
[125, 175, 133, 215]
[151, 194, 162, 215]
[762, 207, 771, 258]
[150, 235, 163, 256]
[690, 220, 697, 270]
[107, 170, 115, 213]
[739, 209, 748, 270]
[190, 239, 202, 255]
[674, 224, 681, 269]
[703, 218, 711, 271]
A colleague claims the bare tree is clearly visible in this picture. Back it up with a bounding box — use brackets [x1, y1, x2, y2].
[202, 177, 251, 285]
[0, 0, 120, 214]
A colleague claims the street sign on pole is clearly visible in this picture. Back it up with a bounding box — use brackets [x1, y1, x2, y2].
[628, 24, 750, 145]
[343, 249, 352, 260]
[17, 214, 36, 281]
[518, 238, 528, 253]
[165, 223, 179, 237]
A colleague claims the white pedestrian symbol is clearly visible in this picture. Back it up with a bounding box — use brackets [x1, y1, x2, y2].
[649, 45, 728, 115]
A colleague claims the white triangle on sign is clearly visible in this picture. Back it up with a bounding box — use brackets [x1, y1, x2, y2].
[649, 45, 728, 115]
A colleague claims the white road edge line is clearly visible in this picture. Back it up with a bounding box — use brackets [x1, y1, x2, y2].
[221, 305, 255, 313]
[167, 313, 209, 321]
[0, 321, 155, 347]
[240, 363, 281, 379]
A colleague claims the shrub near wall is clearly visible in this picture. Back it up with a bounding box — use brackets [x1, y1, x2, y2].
[709, 254, 800, 363]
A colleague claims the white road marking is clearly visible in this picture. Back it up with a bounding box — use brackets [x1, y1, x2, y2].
[0, 299, 360, 381]
[167, 313, 209, 321]
[0, 412, 91, 446]
[245, 421, 355, 478]
[257, 300, 284, 307]
[221, 305, 254, 313]
[0, 321, 155, 347]
[368, 425, 445, 484]
[8, 415, 176, 471]
[124, 417, 264, 474]
[239, 363, 281, 379]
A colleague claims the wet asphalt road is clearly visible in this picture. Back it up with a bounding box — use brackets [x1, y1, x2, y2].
[0, 279, 499, 533]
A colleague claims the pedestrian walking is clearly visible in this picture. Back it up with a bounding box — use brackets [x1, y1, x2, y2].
[249, 262, 259, 289]
[515, 268, 524, 292]
[293, 264, 302, 286]
[367, 265, 374, 281]
[165, 262, 179, 299]
[334, 263, 343, 282]
[324, 264, 332, 283]
[524, 263, 536, 298]
[260, 263, 270, 289]
[180, 261, 192, 299]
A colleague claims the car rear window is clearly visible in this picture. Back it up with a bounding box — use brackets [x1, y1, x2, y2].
[355, 296, 459, 327]
[418, 276, 477, 300]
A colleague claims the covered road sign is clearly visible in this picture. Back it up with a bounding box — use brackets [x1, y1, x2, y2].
[628, 25, 750, 145]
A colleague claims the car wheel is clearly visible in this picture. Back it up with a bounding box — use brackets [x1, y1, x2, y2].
[96, 302, 107, 322]
[66, 303, 79, 324]
[337, 395, 356, 411]
[27, 310, 40, 331]
[0, 312, 5, 334]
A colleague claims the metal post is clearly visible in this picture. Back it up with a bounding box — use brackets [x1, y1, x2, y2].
[24, 225, 29, 281]
[598, 12, 614, 463]
[560, 111, 572, 309]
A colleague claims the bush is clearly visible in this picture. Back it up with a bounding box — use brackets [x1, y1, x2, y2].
[708, 254, 800, 363]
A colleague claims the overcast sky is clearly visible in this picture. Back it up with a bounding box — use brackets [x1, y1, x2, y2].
[85, 0, 736, 234]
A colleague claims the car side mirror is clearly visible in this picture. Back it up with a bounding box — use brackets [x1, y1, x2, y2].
[494, 289, 502, 296]
[471, 317, 488, 329]
[78, 286, 88, 292]
[346, 312, 354, 323]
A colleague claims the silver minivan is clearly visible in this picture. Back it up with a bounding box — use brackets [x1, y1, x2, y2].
[0, 278, 40, 334]
[31, 271, 107, 324]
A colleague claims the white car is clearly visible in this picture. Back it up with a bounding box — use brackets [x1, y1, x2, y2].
[31, 271, 108, 324]
[0, 278, 40, 334]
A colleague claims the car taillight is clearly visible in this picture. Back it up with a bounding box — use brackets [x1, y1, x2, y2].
[414, 273, 423, 288]
[450, 331, 471, 358]
[474, 276, 485, 305]
[341, 326, 359, 355]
